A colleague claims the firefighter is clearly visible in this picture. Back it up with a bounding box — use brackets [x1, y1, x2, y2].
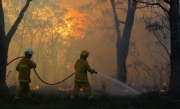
[70, 50, 96, 101]
[13, 49, 36, 103]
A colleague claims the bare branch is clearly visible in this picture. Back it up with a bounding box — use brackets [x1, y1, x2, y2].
[119, 20, 125, 24]
[6, 0, 32, 44]
[164, 0, 170, 5]
[154, 11, 170, 31]
[137, 5, 152, 9]
[133, 0, 169, 14]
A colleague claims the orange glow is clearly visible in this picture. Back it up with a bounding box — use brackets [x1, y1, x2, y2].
[58, 87, 83, 91]
[58, 87, 73, 91]
[67, 24, 71, 27]
[2, 2, 7, 7]
[64, 7, 88, 39]
[162, 82, 168, 87]
[30, 5, 89, 42]
[159, 89, 166, 93]
[32, 84, 40, 90]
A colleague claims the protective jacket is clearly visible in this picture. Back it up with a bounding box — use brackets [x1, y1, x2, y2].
[16, 57, 36, 82]
[74, 58, 94, 82]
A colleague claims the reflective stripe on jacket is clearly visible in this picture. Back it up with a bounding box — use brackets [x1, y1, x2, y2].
[74, 58, 94, 82]
[16, 57, 36, 82]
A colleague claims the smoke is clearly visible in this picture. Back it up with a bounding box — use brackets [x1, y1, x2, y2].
[5, 0, 170, 95]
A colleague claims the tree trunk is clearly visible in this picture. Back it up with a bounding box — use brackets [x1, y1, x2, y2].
[111, 0, 136, 83]
[0, 0, 32, 96]
[168, 0, 180, 97]
[110, 0, 122, 81]
[0, 0, 8, 97]
[119, 0, 136, 83]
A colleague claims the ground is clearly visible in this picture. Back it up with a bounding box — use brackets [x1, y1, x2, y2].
[0, 91, 180, 109]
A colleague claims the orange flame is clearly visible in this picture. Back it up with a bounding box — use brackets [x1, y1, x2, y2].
[162, 82, 168, 87]
[58, 87, 73, 91]
[58, 87, 83, 92]
[32, 84, 40, 90]
[160, 89, 166, 93]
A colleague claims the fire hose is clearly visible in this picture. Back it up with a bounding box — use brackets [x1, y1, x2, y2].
[0, 56, 75, 85]
[33, 69, 75, 85]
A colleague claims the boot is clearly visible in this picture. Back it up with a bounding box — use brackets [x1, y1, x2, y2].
[13, 96, 20, 103]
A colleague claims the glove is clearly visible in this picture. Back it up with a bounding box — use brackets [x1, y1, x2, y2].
[91, 69, 97, 75]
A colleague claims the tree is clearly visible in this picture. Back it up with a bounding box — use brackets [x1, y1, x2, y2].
[127, 12, 171, 88]
[0, 0, 32, 96]
[110, 0, 137, 83]
[80, 0, 137, 83]
[134, 0, 180, 97]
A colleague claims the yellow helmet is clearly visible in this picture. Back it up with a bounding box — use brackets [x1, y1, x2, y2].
[80, 50, 89, 56]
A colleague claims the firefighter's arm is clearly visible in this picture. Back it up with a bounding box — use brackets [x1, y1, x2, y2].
[28, 60, 36, 69]
[84, 61, 96, 74]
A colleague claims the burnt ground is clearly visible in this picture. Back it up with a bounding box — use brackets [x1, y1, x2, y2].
[0, 91, 180, 109]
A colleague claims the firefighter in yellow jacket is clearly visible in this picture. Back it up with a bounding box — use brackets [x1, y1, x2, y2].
[70, 50, 96, 100]
[13, 49, 36, 102]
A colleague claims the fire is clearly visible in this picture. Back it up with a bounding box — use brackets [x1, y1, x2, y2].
[58, 87, 83, 91]
[67, 24, 71, 27]
[159, 89, 166, 93]
[58, 87, 72, 92]
[65, 7, 88, 39]
[58, 87, 73, 91]
[159, 82, 168, 93]
[162, 82, 168, 87]
[32, 84, 40, 90]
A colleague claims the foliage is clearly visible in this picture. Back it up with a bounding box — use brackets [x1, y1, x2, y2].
[146, 21, 163, 31]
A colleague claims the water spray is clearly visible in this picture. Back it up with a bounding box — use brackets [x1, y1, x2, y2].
[97, 72, 140, 95]
[90, 71, 140, 95]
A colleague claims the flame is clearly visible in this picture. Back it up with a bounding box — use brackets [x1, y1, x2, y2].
[64, 7, 88, 39]
[159, 89, 166, 93]
[162, 82, 168, 87]
[58, 87, 83, 92]
[67, 24, 71, 27]
[32, 84, 40, 91]
[58, 87, 73, 91]
[31, 5, 88, 43]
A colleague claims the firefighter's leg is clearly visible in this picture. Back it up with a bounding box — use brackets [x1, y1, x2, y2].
[70, 82, 81, 100]
[24, 83, 32, 99]
[81, 82, 93, 99]
[13, 82, 25, 102]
